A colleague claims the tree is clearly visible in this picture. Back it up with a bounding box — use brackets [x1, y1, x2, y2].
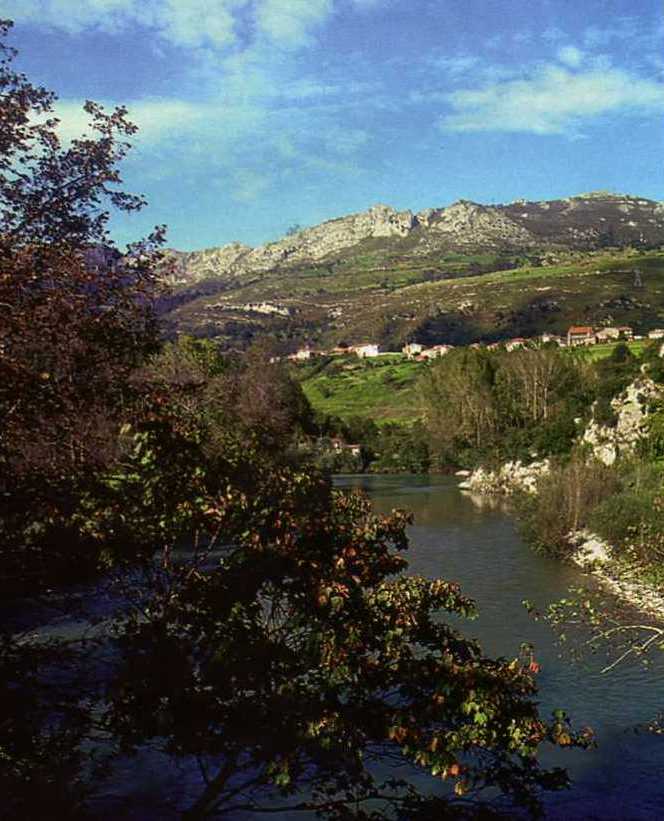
[419, 349, 499, 464]
[0, 19, 165, 590]
[100, 447, 590, 818]
[0, 19, 164, 814]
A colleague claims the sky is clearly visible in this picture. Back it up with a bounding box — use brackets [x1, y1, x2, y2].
[2, 0, 663, 251]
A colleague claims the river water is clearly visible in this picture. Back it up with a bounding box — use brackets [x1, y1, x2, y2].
[16, 474, 664, 818]
[335, 474, 664, 820]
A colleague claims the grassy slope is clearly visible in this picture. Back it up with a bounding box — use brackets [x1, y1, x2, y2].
[298, 356, 427, 423]
[169, 245, 664, 353]
[298, 341, 651, 424]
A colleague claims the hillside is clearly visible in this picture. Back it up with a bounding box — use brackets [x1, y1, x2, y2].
[159, 192, 664, 350]
[297, 340, 651, 426]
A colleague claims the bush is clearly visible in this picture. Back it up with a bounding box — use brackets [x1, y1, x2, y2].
[593, 397, 618, 428]
[516, 456, 619, 558]
[589, 461, 664, 563]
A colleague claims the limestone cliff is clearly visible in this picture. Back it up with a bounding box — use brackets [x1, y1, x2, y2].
[582, 377, 661, 465]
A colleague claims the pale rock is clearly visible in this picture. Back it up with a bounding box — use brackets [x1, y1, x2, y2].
[460, 459, 550, 495]
[568, 529, 611, 568]
[429, 200, 535, 246]
[582, 378, 661, 466]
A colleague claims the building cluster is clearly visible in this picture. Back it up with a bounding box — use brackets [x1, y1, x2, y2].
[285, 341, 455, 362]
[285, 343, 381, 361]
[279, 324, 663, 364]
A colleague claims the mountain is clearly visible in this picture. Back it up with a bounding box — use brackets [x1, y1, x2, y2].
[159, 192, 664, 350]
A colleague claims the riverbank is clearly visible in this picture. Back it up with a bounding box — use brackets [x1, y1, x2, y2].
[459, 462, 664, 623]
[569, 530, 664, 622]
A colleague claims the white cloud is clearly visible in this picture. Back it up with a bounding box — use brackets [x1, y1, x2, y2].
[255, 0, 332, 47]
[432, 55, 480, 80]
[441, 64, 664, 136]
[1, 0, 248, 47]
[54, 97, 207, 143]
[1, 0, 343, 49]
[557, 45, 584, 68]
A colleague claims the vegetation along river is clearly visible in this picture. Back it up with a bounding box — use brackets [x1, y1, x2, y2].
[336, 475, 664, 821]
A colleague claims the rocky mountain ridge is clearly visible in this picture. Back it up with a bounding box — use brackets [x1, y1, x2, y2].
[167, 192, 664, 286]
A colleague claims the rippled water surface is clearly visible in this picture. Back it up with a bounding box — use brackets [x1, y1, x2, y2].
[336, 475, 664, 820]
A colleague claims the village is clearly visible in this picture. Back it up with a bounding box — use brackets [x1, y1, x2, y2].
[283, 324, 664, 363]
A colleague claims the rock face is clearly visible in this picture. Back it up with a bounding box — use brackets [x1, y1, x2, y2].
[582, 378, 661, 466]
[459, 459, 550, 495]
[236, 205, 416, 273]
[427, 200, 535, 247]
[568, 529, 612, 568]
[167, 243, 252, 284]
[167, 192, 664, 285]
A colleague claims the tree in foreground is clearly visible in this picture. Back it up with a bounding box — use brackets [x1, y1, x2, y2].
[92, 391, 591, 818]
[0, 18, 165, 590]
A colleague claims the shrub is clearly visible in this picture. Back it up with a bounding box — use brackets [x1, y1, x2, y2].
[516, 456, 619, 558]
[589, 461, 664, 563]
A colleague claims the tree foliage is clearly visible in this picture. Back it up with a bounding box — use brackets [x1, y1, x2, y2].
[419, 347, 591, 467]
[0, 19, 165, 589]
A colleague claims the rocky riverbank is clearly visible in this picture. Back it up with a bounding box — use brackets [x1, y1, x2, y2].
[568, 530, 664, 620]
[458, 459, 550, 495]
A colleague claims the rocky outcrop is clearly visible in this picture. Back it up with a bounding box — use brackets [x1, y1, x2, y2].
[582, 378, 661, 466]
[569, 529, 664, 619]
[568, 529, 612, 568]
[235, 204, 417, 274]
[168, 192, 664, 286]
[166, 243, 252, 284]
[459, 459, 550, 495]
[427, 200, 536, 247]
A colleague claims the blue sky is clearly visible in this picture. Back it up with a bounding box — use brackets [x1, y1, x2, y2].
[2, 1, 663, 250]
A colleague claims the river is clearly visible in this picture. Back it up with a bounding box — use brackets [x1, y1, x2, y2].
[14, 474, 664, 819]
[335, 474, 664, 820]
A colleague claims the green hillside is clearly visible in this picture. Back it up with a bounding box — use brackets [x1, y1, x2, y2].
[165, 245, 664, 353]
[298, 355, 426, 423]
[297, 339, 653, 424]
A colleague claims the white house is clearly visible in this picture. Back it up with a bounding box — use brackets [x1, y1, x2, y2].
[596, 327, 621, 341]
[402, 342, 423, 358]
[418, 344, 454, 360]
[289, 347, 313, 361]
[353, 344, 380, 358]
[648, 329, 664, 340]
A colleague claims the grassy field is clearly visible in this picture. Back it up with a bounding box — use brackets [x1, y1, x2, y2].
[298, 355, 426, 423]
[297, 338, 657, 423]
[572, 339, 648, 361]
